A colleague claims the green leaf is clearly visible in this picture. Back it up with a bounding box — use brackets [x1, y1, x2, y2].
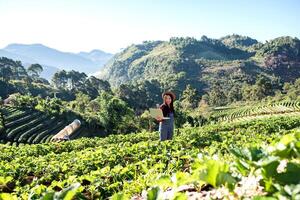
[234, 159, 250, 176]
[230, 147, 252, 161]
[172, 192, 187, 200]
[263, 178, 275, 193]
[111, 192, 130, 200]
[249, 148, 265, 161]
[275, 163, 300, 185]
[29, 184, 48, 198]
[216, 172, 236, 190]
[154, 175, 173, 190]
[147, 186, 161, 200]
[53, 183, 81, 200]
[252, 196, 277, 200]
[279, 134, 295, 146]
[174, 172, 191, 187]
[262, 159, 280, 179]
[198, 160, 230, 187]
[0, 193, 18, 200]
[0, 176, 13, 185]
[41, 193, 55, 200]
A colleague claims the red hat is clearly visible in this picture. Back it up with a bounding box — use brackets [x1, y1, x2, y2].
[162, 91, 176, 100]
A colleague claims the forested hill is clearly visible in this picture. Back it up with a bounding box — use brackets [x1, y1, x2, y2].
[97, 35, 300, 94]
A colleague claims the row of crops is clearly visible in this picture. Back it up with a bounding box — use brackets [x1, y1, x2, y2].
[0, 116, 299, 199]
[0, 106, 85, 145]
[211, 100, 300, 122]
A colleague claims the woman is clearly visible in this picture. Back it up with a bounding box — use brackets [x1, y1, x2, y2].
[156, 91, 176, 141]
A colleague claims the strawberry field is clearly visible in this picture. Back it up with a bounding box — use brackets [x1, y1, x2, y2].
[0, 116, 300, 199]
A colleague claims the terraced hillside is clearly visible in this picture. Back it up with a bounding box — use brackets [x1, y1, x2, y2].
[211, 100, 300, 122]
[0, 106, 85, 145]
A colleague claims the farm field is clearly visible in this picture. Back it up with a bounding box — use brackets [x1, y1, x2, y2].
[0, 115, 299, 199]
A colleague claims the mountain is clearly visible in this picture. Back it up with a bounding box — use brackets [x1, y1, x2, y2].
[220, 34, 259, 50]
[97, 35, 300, 94]
[97, 36, 253, 88]
[255, 36, 300, 81]
[78, 49, 113, 67]
[0, 48, 60, 80]
[0, 49, 37, 63]
[0, 44, 113, 80]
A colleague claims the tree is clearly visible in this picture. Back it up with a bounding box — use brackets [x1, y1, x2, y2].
[12, 61, 27, 79]
[0, 66, 13, 82]
[95, 92, 137, 134]
[242, 76, 273, 101]
[208, 82, 227, 106]
[0, 57, 27, 80]
[85, 76, 112, 98]
[67, 70, 87, 90]
[70, 92, 91, 113]
[174, 100, 187, 128]
[115, 83, 148, 114]
[52, 70, 68, 89]
[27, 64, 43, 79]
[198, 98, 210, 119]
[283, 78, 300, 100]
[88, 76, 111, 91]
[227, 85, 243, 103]
[180, 84, 199, 111]
[138, 79, 162, 108]
[35, 96, 64, 115]
[138, 110, 156, 132]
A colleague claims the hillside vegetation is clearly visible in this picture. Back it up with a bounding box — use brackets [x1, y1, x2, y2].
[0, 34, 300, 200]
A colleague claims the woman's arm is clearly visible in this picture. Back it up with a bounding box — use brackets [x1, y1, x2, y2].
[156, 105, 165, 122]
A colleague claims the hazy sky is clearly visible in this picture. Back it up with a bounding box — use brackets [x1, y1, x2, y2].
[0, 0, 299, 53]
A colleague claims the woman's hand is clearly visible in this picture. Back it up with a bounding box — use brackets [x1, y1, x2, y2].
[156, 116, 163, 121]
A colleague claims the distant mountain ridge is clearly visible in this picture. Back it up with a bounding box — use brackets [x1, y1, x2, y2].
[0, 43, 113, 80]
[97, 35, 300, 94]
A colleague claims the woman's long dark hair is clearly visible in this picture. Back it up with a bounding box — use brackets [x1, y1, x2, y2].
[163, 94, 175, 113]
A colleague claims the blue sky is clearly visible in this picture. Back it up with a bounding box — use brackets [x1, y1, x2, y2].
[0, 0, 299, 53]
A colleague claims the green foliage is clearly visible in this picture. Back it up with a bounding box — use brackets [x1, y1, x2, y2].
[179, 84, 199, 111]
[95, 92, 137, 134]
[100, 35, 253, 93]
[9, 94, 64, 116]
[35, 97, 64, 115]
[246, 75, 273, 100]
[10, 93, 38, 108]
[98, 35, 300, 111]
[52, 70, 111, 99]
[0, 57, 28, 81]
[0, 116, 300, 199]
[210, 100, 300, 123]
[208, 82, 227, 106]
[27, 63, 43, 79]
[220, 34, 259, 51]
[115, 82, 152, 114]
[170, 36, 251, 60]
[141, 129, 300, 199]
[256, 36, 300, 59]
[137, 110, 157, 132]
[69, 92, 91, 114]
[282, 78, 300, 101]
[173, 100, 188, 128]
[195, 159, 236, 188]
